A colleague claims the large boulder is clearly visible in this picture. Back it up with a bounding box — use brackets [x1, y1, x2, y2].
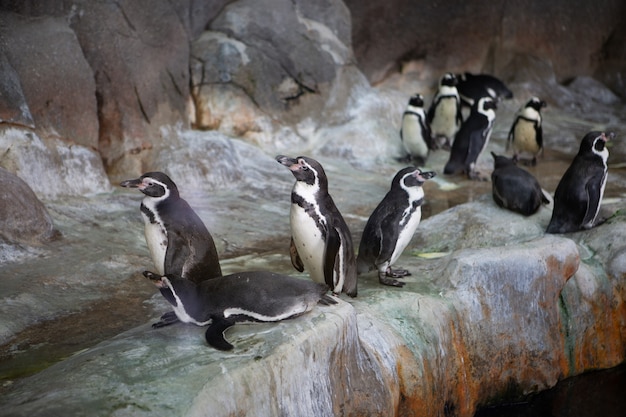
[190, 0, 371, 152]
[0, 167, 59, 246]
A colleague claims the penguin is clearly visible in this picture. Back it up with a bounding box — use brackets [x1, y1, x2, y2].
[400, 93, 433, 165]
[426, 73, 463, 149]
[546, 131, 612, 234]
[443, 96, 497, 180]
[506, 97, 547, 166]
[142, 270, 336, 351]
[120, 171, 222, 327]
[275, 155, 358, 297]
[490, 152, 549, 216]
[456, 72, 514, 108]
[357, 167, 436, 287]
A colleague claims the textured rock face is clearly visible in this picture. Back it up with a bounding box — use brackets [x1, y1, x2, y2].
[0, 12, 98, 147]
[4, 207, 626, 417]
[345, 0, 626, 94]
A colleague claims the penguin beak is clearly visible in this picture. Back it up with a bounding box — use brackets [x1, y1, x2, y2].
[603, 132, 615, 142]
[120, 177, 142, 189]
[142, 270, 168, 289]
[276, 155, 299, 170]
[417, 170, 436, 181]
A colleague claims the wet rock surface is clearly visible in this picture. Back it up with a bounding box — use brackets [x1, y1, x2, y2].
[0, 1, 625, 416]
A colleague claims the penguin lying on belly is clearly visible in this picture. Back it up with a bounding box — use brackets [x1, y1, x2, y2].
[143, 270, 336, 350]
[490, 152, 549, 216]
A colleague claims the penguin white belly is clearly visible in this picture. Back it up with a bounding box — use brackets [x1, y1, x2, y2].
[290, 204, 326, 284]
[402, 116, 428, 157]
[141, 213, 168, 275]
[513, 121, 539, 154]
[389, 207, 422, 266]
[431, 98, 459, 138]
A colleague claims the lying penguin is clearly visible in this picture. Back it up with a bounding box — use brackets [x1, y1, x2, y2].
[142, 270, 336, 350]
[490, 152, 549, 216]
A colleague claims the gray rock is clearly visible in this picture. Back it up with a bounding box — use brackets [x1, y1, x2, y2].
[0, 127, 112, 198]
[0, 167, 58, 245]
[0, 12, 98, 148]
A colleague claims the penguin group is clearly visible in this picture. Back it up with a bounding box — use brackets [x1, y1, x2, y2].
[118, 70, 615, 352]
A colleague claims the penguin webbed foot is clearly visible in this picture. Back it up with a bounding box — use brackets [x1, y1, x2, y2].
[152, 311, 180, 328]
[205, 317, 236, 351]
[378, 269, 407, 287]
[387, 267, 411, 278]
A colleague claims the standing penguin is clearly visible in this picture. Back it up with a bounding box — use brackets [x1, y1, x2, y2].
[275, 155, 358, 297]
[120, 172, 222, 327]
[357, 167, 436, 287]
[456, 72, 514, 108]
[426, 73, 463, 149]
[546, 131, 612, 234]
[506, 97, 547, 166]
[142, 270, 335, 351]
[400, 93, 433, 165]
[491, 152, 549, 216]
[444, 96, 497, 180]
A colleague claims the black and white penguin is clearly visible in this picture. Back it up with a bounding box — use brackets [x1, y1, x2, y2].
[491, 152, 549, 216]
[546, 131, 612, 234]
[443, 96, 497, 180]
[143, 270, 336, 350]
[120, 172, 222, 327]
[456, 72, 514, 108]
[506, 97, 547, 166]
[400, 93, 433, 165]
[357, 167, 436, 287]
[275, 155, 358, 297]
[426, 73, 463, 149]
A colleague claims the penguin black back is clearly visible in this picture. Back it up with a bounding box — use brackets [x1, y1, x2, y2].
[456, 72, 513, 107]
[444, 97, 497, 179]
[490, 152, 549, 216]
[546, 131, 612, 234]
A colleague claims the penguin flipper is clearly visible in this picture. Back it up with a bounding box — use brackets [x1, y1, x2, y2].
[324, 226, 341, 289]
[582, 173, 605, 227]
[205, 316, 236, 351]
[289, 237, 304, 272]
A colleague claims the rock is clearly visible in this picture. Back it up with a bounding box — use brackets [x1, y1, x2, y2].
[0, 127, 112, 198]
[190, 0, 370, 152]
[66, 0, 191, 180]
[1, 199, 625, 417]
[0, 12, 98, 148]
[0, 167, 59, 245]
[345, 0, 626, 87]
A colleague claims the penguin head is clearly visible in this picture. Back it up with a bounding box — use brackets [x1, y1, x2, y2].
[440, 73, 458, 87]
[407, 94, 425, 108]
[491, 152, 516, 169]
[120, 172, 179, 199]
[142, 270, 196, 307]
[276, 155, 327, 188]
[580, 131, 613, 159]
[526, 97, 547, 111]
[394, 167, 436, 189]
[478, 96, 498, 112]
